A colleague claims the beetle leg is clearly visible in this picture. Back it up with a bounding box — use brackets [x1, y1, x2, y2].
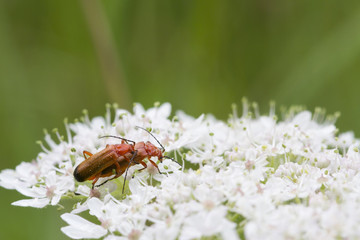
[149, 159, 163, 174]
[136, 160, 148, 172]
[122, 150, 138, 193]
[95, 160, 123, 187]
[83, 150, 93, 159]
[91, 173, 101, 189]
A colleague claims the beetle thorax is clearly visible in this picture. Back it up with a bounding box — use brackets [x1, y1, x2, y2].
[144, 141, 162, 158]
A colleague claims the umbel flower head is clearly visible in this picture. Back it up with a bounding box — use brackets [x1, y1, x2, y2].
[1, 101, 360, 240]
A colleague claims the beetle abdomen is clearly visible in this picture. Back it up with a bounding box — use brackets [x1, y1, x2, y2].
[73, 165, 89, 182]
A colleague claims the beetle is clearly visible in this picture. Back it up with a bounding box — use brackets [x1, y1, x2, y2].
[73, 127, 176, 193]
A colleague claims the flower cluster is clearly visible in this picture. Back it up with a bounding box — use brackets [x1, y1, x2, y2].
[1, 102, 360, 240]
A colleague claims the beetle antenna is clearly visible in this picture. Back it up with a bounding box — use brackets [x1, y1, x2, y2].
[163, 155, 181, 166]
[99, 135, 135, 145]
[135, 126, 165, 152]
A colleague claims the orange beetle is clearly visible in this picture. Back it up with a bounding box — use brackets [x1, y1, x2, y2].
[73, 127, 176, 192]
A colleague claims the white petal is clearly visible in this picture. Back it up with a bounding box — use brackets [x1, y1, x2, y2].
[71, 202, 90, 214]
[75, 185, 91, 196]
[292, 111, 312, 127]
[50, 194, 61, 205]
[220, 226, 240, 240]
[133, 103, 145, 116]
[0, 169, 19, 189]
[15, 185, 45, 198]
[12, 198, 49, 208]
[88, 197, 105, 218]
[104, 235, 125, 240]
[151, 102, 171, 118]
[61, 213, 107, 239]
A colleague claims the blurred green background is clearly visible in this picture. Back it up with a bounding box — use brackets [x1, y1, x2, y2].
[1, 0, 360, 239]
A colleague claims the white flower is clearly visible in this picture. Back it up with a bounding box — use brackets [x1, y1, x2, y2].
[1, 102, 360, 239]
[180, 206, 238, 240]
[61, 213, 108, 239]
[12, 170, 74, 208]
